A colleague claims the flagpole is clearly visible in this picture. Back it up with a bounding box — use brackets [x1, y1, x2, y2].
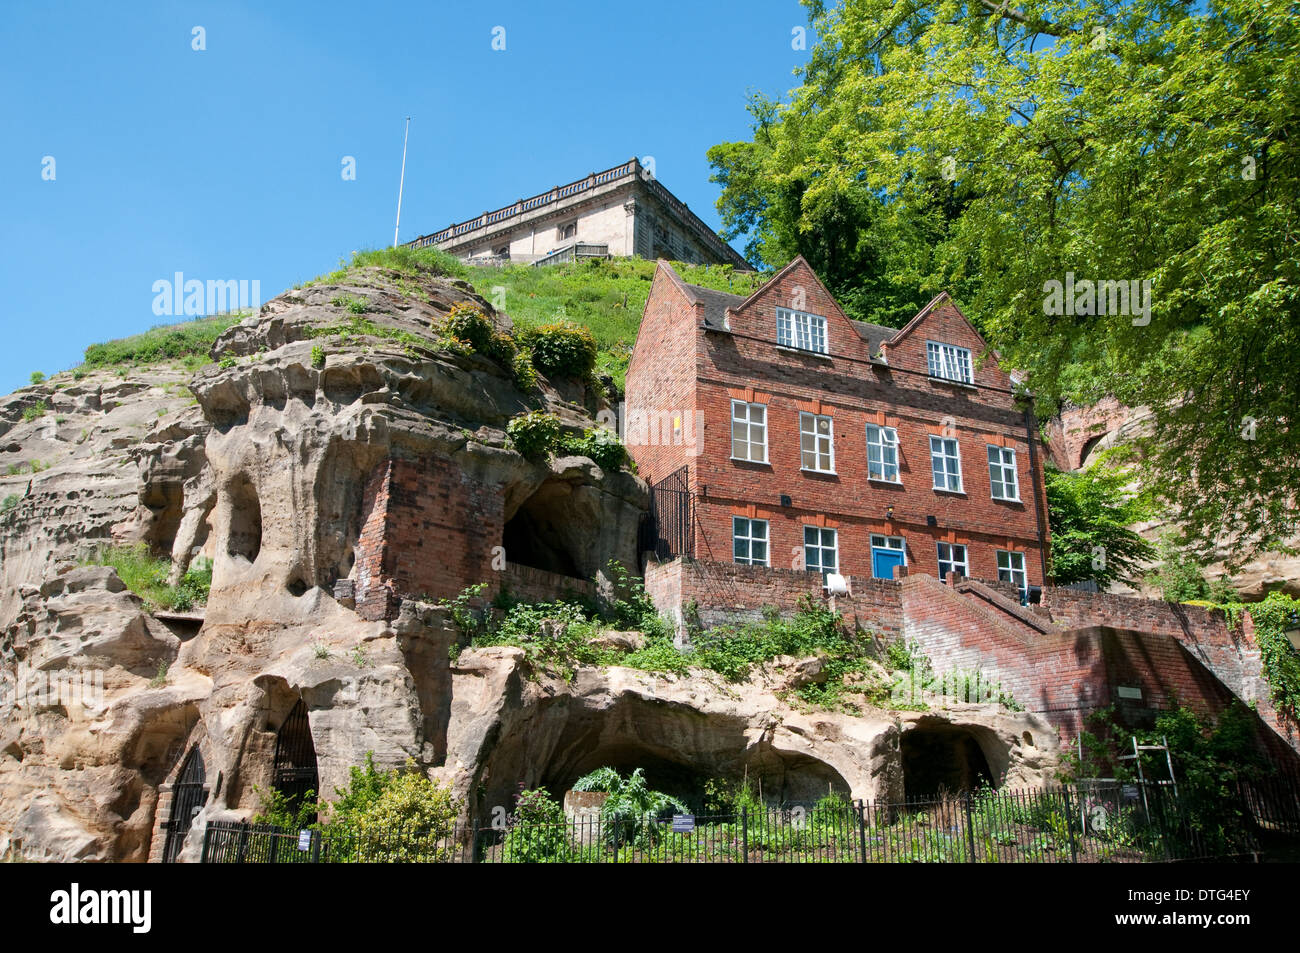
[393, 117, 411, 247]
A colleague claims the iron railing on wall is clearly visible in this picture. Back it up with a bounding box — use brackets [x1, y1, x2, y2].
[640, 466, 693, 561]
[201, 776, 1299, 864]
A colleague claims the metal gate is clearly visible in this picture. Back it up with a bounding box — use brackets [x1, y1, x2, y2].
[640, 466, 693, 560]
[162, 747, 207, 863]
[272, 699, 319, 819]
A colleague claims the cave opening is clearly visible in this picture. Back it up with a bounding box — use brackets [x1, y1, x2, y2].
[900, 724, 996, 799]
[501, 482, 584, 579]
[226, 474, 262, 563]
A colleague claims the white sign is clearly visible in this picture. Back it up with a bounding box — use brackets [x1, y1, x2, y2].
[297, 829, 312, 851]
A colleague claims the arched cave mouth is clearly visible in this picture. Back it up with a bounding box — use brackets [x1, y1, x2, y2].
[501, 481, 585, 579]
[901, 724, 997, 799]
[477, 695, 854, 816]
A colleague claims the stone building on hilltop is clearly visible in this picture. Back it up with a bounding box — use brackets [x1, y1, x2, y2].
[406, 157, 750, 269]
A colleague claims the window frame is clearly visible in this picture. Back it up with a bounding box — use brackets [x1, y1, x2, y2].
[730, 399, 769, 464]
[775, 307, 829, 355]
[987, 444, 1021, 501]
[936, 542, 969, 581]
[926, 340, 974, 384]
[997, 549, 1029, 600]
[732, 517, 770, 567]
[866, 424, 901, 483]
[804, 525, 839, 579]
[929, 435, 963, 492]
[799, 412, 836, 473]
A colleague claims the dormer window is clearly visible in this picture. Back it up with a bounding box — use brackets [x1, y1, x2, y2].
[926, 341, 973, 384]
[776, 307, 828, 354]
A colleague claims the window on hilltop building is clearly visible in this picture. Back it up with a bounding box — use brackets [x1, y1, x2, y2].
[866, 424, 900, 482]
[731, 400, 768, 462]
[732, 517, 769, 567]
[804, 526, 838, 579]
[929, 436, 962, 492]
[927, 341, 973, 384]
[997, 550, 1028, 601]
[988, 445, 1020, 501]
[559, 221, 577, 240]
[776, 307, 828, 354]
[936, 542, 968, 581]
[800, 412, 835, 472]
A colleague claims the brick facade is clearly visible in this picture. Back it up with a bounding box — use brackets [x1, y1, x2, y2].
[628, 257, 1051, 591]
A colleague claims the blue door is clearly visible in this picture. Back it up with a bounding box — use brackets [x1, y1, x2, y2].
[872, 548, 905, 580]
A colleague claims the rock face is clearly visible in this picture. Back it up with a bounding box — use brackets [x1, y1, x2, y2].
[0, 264, 1060, 862]
[1048, 399, 1300, 600]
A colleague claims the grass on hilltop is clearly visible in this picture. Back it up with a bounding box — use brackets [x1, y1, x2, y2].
[79, 313, 247, 372]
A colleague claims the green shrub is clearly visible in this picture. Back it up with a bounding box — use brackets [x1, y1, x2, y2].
[1, 495, 19, 513]
[330, 294, 369, 314]
[21, 402, 46, 422]
[573, 767, 686, 850]
[29, 371, 45, 385]
[310, 345, 326, 369]
[506, 410, 563, 460]
[1147, 533, 1236, 603]
[522, 320, 598, 380]
[502, 788, 573, 863]
[559, 426, 626, 471]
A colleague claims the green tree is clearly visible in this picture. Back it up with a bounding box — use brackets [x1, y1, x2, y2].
[713, 0, 1300, 562]
[1045, 463, 1156, 587]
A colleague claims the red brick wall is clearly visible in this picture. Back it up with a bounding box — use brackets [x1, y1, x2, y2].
[355, 455, 504, 619]
[644, 556, 903, 642]
[625, 265, 700, 488]
[899, 574, 1279, 750]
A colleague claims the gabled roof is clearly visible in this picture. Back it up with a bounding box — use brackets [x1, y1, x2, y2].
[659, 260, 897, 357]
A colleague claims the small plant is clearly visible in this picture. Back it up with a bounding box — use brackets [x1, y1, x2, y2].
[558, 426, 626, 471]
[219, 356, 237, 369]
[1, 495, 19, 513]
[311, 345, 326, 369]
[313, 641, 331, 659]
[149, 660, 168, 688]
[573, 766, 687, 849]
[29, 371, 45, 385]
[506, 410, 563, 460]
[55, 415, 67, 424]
[350, 644, 370, 667]
[330, 294, 369, 314]
[21, 401, 46, 422]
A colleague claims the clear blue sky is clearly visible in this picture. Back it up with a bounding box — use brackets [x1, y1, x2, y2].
[1, 1, 813, 394]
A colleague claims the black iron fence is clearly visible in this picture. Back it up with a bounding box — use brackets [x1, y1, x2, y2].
[201, 775, 1300, 864]
[641, 466, 693, 561]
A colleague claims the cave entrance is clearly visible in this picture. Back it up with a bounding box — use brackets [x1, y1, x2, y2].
[162, 746, 207, 863]
[501, 481, 584, 579]
[272, 699, 319, 822]
[901, 724, 996, 799]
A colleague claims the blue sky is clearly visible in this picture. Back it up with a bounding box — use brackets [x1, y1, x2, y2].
[1, 1, 813, 394]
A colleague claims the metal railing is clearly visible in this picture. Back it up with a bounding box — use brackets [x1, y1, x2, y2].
[201, 776, 1298, 864]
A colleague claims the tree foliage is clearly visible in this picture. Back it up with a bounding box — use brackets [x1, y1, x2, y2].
[1045, 462, 1156, 587]
[712, 0, 1300, 560]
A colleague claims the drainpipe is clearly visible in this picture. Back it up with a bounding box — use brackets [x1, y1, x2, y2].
[1024, 408, 1051, 586]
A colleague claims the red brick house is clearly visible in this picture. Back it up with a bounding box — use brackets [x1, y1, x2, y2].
[626, 256, 1051, 598]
